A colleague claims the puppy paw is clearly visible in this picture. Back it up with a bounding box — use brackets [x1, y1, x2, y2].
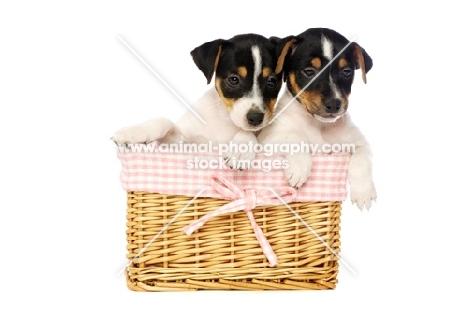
[223, 131, 258, 170]
[111, 126, 151, 145]
[350, 181, 377, 211]
[223, 151, 256, 170]
[111, 118, 176, 145]
[284, 153, 312, 188]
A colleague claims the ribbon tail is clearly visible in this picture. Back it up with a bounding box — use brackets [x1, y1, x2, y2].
[182, 216, 209, 236]
[245, 210, 278, 267]
[183, 199, 246, 236]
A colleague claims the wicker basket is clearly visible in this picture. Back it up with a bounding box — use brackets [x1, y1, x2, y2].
[118, 150, 348, 291]
[125, 192, 341, 291]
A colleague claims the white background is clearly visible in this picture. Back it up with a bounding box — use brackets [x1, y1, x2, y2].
[1, 1, 467, 310]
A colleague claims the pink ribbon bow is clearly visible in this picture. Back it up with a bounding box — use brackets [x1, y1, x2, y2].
[182, 174, 297, 267]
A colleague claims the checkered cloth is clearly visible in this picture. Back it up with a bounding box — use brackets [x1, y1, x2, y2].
[117, 151, 350, 202]
[117, 149, 350, 267]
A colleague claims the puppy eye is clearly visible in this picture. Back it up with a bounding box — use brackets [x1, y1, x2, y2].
[228, 75, 240, 85]
[302, 68, 316, 77]
[267, 76, 277, 87]
[342, 68, 352, 78]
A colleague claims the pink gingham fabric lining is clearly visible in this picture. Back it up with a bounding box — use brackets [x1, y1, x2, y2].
[117, 151, 350, 202]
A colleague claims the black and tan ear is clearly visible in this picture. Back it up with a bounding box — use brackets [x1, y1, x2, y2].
[190, 39, 227, 84]
[270, 35, 297, 76]
[352, 43, 373, 84]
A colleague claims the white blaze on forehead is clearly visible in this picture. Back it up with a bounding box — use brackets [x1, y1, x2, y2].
[323, 36, 341, 99]
[229, 45, 266, 130]
[329, 73, 342, 99]
[322, 35, 333, 61]
[251, 45, 262, 100]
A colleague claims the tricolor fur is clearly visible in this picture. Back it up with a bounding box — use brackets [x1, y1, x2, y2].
[112, 34, 294, 169]
[258, 28, 376, 210]
[284, 28, 372, 123]
[190, 34, 292, 131]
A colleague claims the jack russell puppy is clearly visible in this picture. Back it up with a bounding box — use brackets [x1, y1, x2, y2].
[258, 28, 376, 210]
[112, 33, 294, 170]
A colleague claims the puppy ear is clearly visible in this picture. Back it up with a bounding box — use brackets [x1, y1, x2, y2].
[271, 35, 297, 75]
[352, 43, 373, 84]
[190, 39, 226, 84]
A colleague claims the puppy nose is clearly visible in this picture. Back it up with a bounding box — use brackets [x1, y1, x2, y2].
[324, 98, 341, 113]
[247, 111, 264, 126]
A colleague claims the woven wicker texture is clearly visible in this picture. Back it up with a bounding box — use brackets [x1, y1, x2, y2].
[125, 191, 341, 291]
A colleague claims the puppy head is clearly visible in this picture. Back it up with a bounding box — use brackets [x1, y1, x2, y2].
[284, 28, 372, 123]
[191, 34, 295, 131]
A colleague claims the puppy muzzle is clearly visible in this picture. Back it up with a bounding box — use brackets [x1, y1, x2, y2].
[313, 97, 346, 123]
[323, 98, 341, 113]
[246, 110, 264, 126]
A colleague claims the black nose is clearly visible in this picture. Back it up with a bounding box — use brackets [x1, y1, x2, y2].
[324, 98, 341, 113]
[247, 111, 264, 126]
